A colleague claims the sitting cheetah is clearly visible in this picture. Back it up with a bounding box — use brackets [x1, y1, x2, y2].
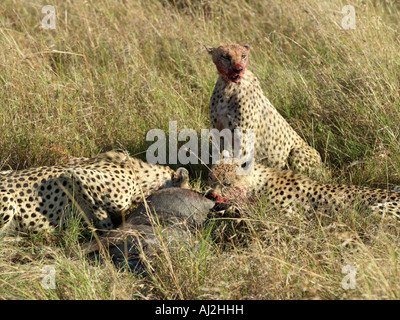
[207, 161, 400, 219]
[0, 150, 189, 237]
[206, 43, 322, 176]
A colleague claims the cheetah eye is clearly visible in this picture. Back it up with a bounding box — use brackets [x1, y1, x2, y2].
[241, 54, 247, 60]
[221, 55, 230, 61]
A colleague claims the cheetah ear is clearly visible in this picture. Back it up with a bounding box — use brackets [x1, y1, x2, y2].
[243, 43, 251, 50]
[204, 45, 215, 54]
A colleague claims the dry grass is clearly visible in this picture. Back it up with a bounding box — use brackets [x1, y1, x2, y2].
[1, 0, 400, 299]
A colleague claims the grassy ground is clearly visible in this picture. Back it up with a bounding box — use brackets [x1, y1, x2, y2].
[1, 0, 400, 299]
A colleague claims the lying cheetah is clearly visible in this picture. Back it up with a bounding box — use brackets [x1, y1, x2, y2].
[207, 161, 400, 219]
[0, 150, 189, 237]
[206, 43, 322, 176]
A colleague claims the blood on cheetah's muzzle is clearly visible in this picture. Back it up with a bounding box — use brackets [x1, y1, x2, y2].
[205, 190, 227, 203]
[231, 74, 241, 82]
[229, 64, 245, 83]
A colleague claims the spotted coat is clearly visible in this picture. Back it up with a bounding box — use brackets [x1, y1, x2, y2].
[207, 43, 322, 176]
[208, 161, 400, 219]
[0, 150, 189, 236]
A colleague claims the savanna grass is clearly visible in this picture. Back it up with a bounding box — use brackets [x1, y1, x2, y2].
[1, 0, 400, 299]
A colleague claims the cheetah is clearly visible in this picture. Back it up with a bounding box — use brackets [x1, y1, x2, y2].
[206, 43, 322, 176]
[0, 150, 189, 237]
[207, 161, 400, 220]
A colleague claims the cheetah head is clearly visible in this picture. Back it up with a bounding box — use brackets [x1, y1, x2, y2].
[166, 167, 190, 189]
[206, 162, 252, 203]
[205, 43, 251, 83]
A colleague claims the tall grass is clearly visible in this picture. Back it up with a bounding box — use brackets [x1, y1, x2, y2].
[1, 0, 400, 299]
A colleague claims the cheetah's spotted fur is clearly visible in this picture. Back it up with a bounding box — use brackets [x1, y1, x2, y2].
[208, 161, 400, 219]
[0, 150, 189, 236]
[206, 43, 322, 176]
